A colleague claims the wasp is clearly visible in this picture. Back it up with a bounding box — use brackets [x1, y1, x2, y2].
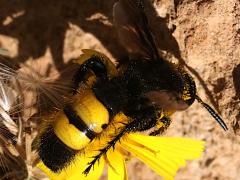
[37, 0, 228, 175]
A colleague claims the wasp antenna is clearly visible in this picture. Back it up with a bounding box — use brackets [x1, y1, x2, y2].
[195, 95, 228, 131]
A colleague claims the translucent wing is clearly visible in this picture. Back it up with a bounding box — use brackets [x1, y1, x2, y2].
[145, 90, 189, 111]
[113, 0, 160, 61]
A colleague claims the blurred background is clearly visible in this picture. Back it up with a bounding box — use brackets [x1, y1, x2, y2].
[0, 0, 240, 179]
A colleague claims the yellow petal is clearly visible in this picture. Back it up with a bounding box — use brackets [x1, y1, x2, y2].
[37, 152, 104, 180]
[128, 134, 205, 159]
[121, 134, 205, 180]
[107, 148, 128, 180]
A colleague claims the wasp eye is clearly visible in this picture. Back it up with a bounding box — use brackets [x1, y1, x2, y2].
[101, 124, 108, 129]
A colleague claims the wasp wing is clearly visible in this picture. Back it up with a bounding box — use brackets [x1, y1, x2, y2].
[113, 0, 161, 61]
[145, 90, 189, 111]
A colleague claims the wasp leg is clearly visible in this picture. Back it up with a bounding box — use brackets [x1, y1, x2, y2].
[72, 56, 108, 93]
[149, 116, 171, 136]
[83, 105, 159, 175]
[83, 123, 129, 175]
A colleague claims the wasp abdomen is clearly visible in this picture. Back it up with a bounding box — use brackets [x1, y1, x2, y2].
[73, 88, 110, 134]
[63, 105, 96, 140]
[38, 127, 77, 172]
[38, 88, 110, 172]
[53, 88, 109, 150]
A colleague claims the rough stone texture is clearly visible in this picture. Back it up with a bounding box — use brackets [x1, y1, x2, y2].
[0, 0, 240, 179]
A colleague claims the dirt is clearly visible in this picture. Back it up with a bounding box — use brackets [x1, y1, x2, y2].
[0, 0, 240, 179]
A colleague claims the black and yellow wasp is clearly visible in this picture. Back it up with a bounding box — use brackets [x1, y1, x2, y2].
[37, 0, 228, 176]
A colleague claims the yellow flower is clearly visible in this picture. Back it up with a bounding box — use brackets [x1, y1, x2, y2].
[37, 113, 205, 180]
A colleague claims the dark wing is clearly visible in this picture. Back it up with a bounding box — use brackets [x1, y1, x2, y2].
[113, 0, 161, 61]
[145, 90, 189, 111]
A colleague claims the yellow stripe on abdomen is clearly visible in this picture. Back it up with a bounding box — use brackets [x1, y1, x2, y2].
[52, 87, 109, 151]
[73, 88, 109, 133]
[53, 112, 91, 150]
